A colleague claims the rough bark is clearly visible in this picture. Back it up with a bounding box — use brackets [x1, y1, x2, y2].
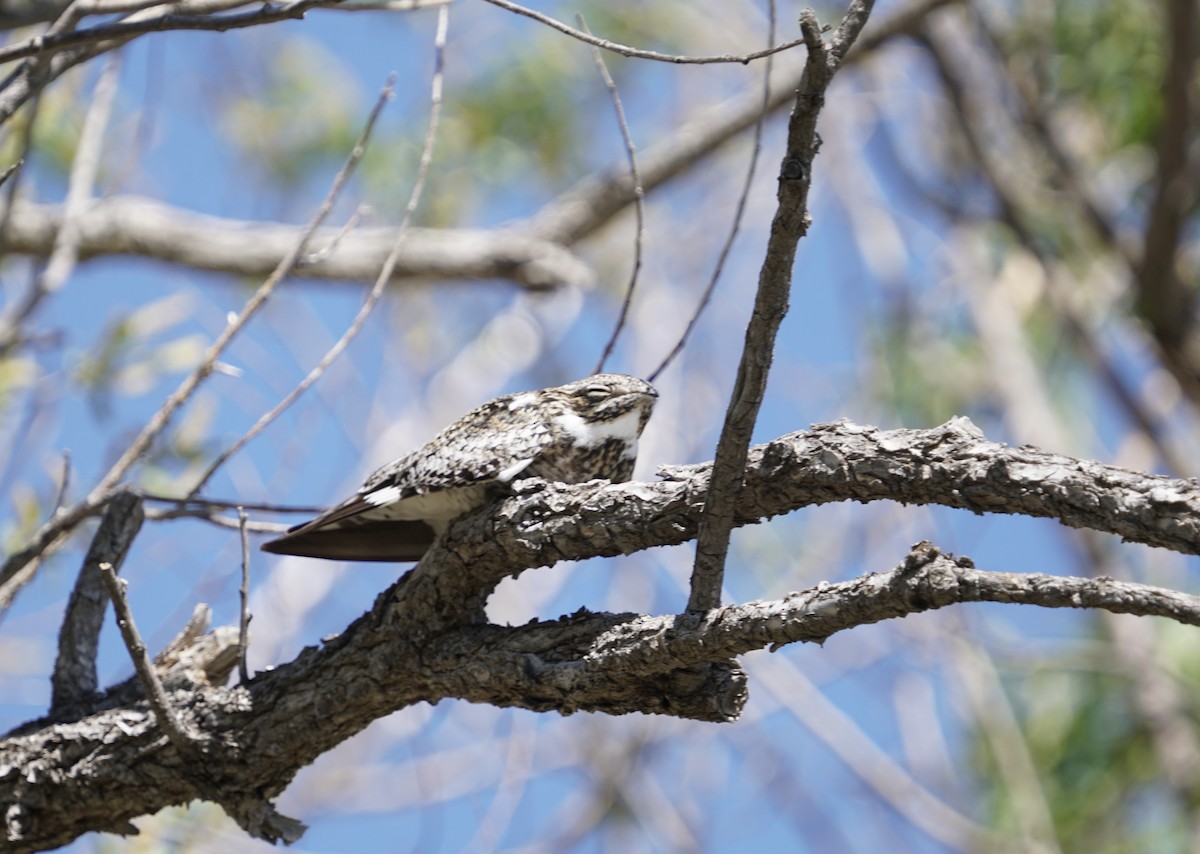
[4, 417, 1200, 851]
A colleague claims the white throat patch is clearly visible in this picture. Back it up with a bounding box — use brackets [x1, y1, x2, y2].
[554, 406, 642, 452]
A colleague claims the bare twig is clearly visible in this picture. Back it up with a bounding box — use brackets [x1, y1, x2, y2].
[0, 0, 440, 29]
[92, 53, 384, 497]
[143, 505, 285, 532]
[0, 53, 119, 353]
[186, 4, 448, 495]
[301, 201, 370, 265]
[579, 12, 645, 376]
[0, 0, 326, 66]
[97, 560, 203, 755]
[481, 0, 806, 66]
[0, 0, 372, 123]
[331, 0, 448, 9]
[44, 0, 89, 35]
[0, 39, 129, 127]
[0, 159, 21, 188]
[237, 507, 251, 685]
[184, 73, 399, 497]
[39, 53, 120, 294]
[649, 0, 776, 383]
[688, 3, 876, 613]
[0, 27, 386, 594]
[524, 0, 947, 250]
[0, 494, 108, 614]
[138, 492, 325, 514]
[50, 489, 144, 713]
[51, 450, 71, 513]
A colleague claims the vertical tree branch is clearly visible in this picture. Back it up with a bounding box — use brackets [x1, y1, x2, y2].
[37, 52, 120, 296]
[49, 489, 144, 713]
[237, 506, 251, 685]
[1134, 0, 1197, 367]
[687, 1, 875, 613]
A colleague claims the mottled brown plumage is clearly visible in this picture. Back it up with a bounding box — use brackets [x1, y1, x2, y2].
[261, 374, 657, 562]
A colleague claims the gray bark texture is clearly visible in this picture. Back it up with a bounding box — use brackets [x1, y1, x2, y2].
[4, 417, 1200, 852]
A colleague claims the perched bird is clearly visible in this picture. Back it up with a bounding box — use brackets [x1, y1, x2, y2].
[261, 373, 658, 562]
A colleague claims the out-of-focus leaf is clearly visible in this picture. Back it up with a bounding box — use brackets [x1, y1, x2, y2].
[219, 37, 364, 191]
[0, 355, 37, 415]
[75, 293, 200, 418]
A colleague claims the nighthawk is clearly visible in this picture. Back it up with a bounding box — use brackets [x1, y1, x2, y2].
[262, 373, 658, 562]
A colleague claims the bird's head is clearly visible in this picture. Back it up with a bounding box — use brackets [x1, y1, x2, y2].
[558, 373, 658, 434]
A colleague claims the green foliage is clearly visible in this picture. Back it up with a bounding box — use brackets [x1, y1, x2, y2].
[452, 41, 586, 183]
[74, 293, 205, 420]
[218, 37, 364, 191]
[1044, 0, 1165, 154]
[0, 354, 36, 416]
[869, 304, 988, 426]
[1, 479, 44, 556]
[972, 621, 1200, 852]
[0, 78, 90, 179]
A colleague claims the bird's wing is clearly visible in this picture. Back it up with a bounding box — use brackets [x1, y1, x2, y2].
[268, 394, 555, 545]
[356, 396, 553, 501]
[260, 517, 436, 561]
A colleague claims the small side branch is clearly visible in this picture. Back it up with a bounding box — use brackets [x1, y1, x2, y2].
[237, 507, 251, 685]
[650, 0, 777, 382]
[481, 0, 806, 65]
[97, 561, 202, 756]
[583, 11, 645, 376]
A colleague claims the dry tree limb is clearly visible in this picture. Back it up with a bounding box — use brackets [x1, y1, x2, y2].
[4, 525, 1198, 851]
[690, 1, 876, 613]
[50, 490, 144, 715]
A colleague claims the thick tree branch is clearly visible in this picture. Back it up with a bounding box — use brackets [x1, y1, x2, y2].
[0, 1, 952, 290]
[411, 417, 1200, 630]
[5, 417, 1200, 849]
[0, 196, 593, 290]
[5, 520, 1198, 850]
